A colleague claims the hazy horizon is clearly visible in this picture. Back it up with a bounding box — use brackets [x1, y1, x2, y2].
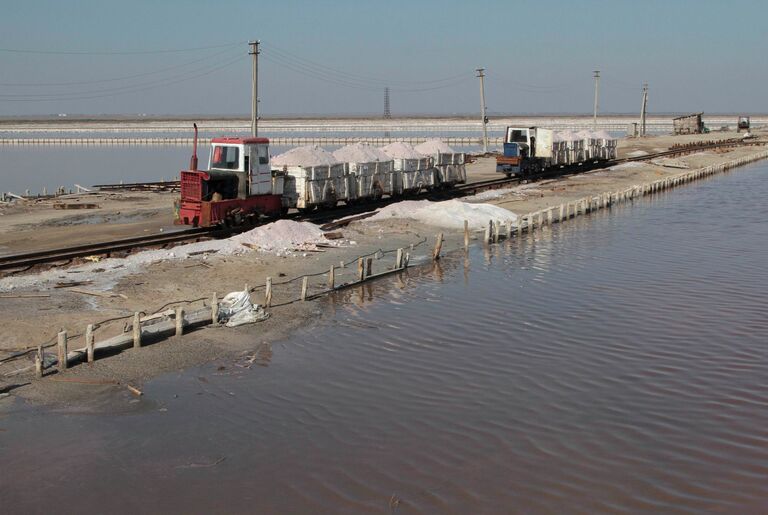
[1, 0, 765, 117]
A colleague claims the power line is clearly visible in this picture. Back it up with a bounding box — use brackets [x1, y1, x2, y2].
[0, 41, 244, 56]
[260, 41, 474, 86]
[0, 55, 245, 99]
[0, 47, 241, 87]
[0, 57, 246, 102]
[261, 53, 471, 92]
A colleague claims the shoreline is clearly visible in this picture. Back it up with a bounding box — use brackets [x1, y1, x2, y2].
[1, 131, 767, 407]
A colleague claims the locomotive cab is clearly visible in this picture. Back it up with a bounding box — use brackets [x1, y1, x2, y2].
[208, 138, 272, 199]
[177, 133, 283, 227]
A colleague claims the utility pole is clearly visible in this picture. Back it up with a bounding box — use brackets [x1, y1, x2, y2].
[640, 82, 648, 137]
[476, 68, 488, 153]
[249, 40, 260, 137]
[383, 87, 391, 119]
[593, 70, 600, 129]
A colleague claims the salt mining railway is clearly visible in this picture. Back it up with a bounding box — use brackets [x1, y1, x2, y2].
[0, 138, 759, 275]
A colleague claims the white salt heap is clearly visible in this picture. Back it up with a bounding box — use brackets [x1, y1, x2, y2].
[609, 162, 646, 171]
[414, 139, 456, 154]
[367, 199, 517, 230]
[627, 150, 649, 157]
[0, 220, 331, 292]
[272, 145, 340, 167]
[332, 143, 391, 163]
[381, 141, 426, 160]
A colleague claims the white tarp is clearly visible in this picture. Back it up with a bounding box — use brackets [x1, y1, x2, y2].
[218, 290, 270, 327]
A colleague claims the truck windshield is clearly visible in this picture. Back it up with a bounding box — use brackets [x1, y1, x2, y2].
[508, 130, 527, 143]
[211, 146, 240, 170]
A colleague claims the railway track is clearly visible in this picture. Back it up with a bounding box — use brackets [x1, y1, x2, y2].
[1, 139, 763, 274]
[0, 227, 215, 272]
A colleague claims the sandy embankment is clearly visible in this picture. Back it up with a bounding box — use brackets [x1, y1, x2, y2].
[1, 130, 766, 405]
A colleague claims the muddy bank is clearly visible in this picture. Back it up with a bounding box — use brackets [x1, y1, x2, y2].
[1, 131, 766, 406]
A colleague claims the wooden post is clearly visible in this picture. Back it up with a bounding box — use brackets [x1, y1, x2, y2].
[483, 224, 491, 244]
[493, 221, 500, 242]
[517, 216, 523, 236]
[433, 233, 444, 260]
[463, 220, 470, 248]
[35, 346, 43, 378]
[57, 331, 68, 371]
[547, 209, 553, 225]
[559, 204, 564, 222]
[365, 257, 373, 277]
[506, 220, 512, 239]
[358, 257, 365, 281]
[300, 276, 309, 301]
[395, 248, 403, 269]
[211, 292, 219, 325]
[86, 324, 94, 363]
[133, 312, 141, 348]
[328, 265, 335, 289]
[265, 277, 273, 307]
[175, 307, 184, 336]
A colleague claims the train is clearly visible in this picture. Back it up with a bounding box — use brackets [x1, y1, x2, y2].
[496, 126, 617, 178]
[176, 125, 467, 227]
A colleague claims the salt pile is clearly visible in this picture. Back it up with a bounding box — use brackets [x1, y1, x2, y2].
[230, 219, 327, 252]
[592, 130, 614, 140]
[367, 199, 517, 229]
[332, 143, 391, 163]
[382, 141, 426, 159]
[627, 150, 649, 157]
[609, 162, 646, 171]
[470, 183, 542, 201]
[555, 130, 579, 142]
[0, 220, 331, 293]
[273, 145, 340, 167]
[414, 139, 456, 154]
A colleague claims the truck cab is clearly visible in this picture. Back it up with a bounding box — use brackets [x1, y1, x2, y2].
[497, 127, 553, 177]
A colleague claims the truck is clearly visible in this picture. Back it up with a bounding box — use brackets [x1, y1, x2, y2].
[496, 127, 554, 178]
[496, 126, 616, 178]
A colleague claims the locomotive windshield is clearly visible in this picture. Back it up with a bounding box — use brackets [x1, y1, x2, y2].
[210, 145, 240, 170]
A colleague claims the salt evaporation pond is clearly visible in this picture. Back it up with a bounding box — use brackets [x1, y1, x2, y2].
[2, 161, 768, 513]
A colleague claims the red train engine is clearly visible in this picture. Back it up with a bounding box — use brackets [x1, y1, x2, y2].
[176, 125, 285, 227]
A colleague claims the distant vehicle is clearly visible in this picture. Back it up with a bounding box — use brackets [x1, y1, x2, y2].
[737, 116, 750, 132]
[496, 126, 616, 178]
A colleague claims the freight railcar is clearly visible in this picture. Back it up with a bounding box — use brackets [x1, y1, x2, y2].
[176, 128, 466, 227]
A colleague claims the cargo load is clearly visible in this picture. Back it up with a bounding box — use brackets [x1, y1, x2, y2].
[272, 146, 348, 210]
[415, 140, 467, 186]
[333, 143, 396, 199]
[383, 142, 436, 192]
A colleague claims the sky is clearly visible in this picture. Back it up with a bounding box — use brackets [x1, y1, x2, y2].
[0, 0, 766, 117]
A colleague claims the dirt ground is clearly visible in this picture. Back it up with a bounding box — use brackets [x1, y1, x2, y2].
[1, 129, 766, 406]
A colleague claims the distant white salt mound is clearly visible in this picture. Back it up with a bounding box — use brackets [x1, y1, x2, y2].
[414, 139, 456, 154]
[273, 145, 340, 167]
[556, 130, 579, 142]
[610, 162, 645, 170]
[592, 130, 614, 140]
[333, 143, 391, 163]
[367, 199, 517, 229]
[575, 129, 596, 139]
[382, 141, 426, 159]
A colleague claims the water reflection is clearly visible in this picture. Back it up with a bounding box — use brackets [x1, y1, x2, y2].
[2, 162, 768, 514]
